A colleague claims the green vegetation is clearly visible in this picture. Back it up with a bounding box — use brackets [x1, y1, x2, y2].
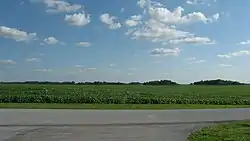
[0, 79, 179, 85]
[1, 103, 250, 109]
[188, 120, 250, 141]
[1, 79, 248, 85]
[191, 79, 246, 85]
[1, 83, 250, 105]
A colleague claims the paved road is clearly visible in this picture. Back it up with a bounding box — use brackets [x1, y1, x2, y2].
[0, 108, 250, 141]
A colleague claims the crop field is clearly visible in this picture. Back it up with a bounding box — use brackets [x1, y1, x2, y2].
[1, 84, 250, 105]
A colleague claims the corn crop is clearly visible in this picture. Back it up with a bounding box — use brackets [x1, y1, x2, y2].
[1, 84, 250, 105]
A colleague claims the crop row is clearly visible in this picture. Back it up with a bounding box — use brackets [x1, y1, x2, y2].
[0, 94, 249, 105]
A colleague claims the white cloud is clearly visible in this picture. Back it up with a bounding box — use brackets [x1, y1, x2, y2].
[65, 12, 91, 26]
[148, 6, 213, 25]
[186, 57, 206, 64]
[169, 37, 215, 45]
[100, 13, 121, 29]
[26, 58, 40, 62]
[76, 42, 91, 47]
[34, 69, 52, 72]
[125, 15, 142, 27]
[0, 60, 16, 65]
[43, 0, 82, 13]
[0, 26, 36, 42]
[238, 40, 250, 45]
[231, 50, 250, 56]
[44, 36, 58, 44]
[186, 0, 204, 5]
[219, 64, 233, 67]
[150, 48, 180, 56]
[126, 1, 217, 44]
[217, 54, 231, 59]
[186, 0, 217, 6]
[218, 50, 250, 59]
[128, 19, 192, 42]
[137, 0, 147, 8]
[212, 13, 220, 21]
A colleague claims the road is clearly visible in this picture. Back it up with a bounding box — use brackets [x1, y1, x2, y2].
[0, 108, 250, 141]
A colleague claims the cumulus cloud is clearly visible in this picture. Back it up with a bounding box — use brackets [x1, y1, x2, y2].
[126, 0, 217, 44]
[186, 0, 204, 5]
[31, 0, 82, 13]
[148, 6, 213, 25]
[0, 26, 36, 42]
[125, 15, 142, 27]
[76, 42, 91, 47]
[100, 13, 121, 29]
[218, 50, 250, 59]
[150, 48, 180, 56]
[44, 36, 59, 44]
[169, 37, 215, 45]
[137, 0, 147, 8]
[65, 11, 91, 26]
[26, 58, 40, 62]
[129, 19, 192, 42]
[0, 60, 16, 65]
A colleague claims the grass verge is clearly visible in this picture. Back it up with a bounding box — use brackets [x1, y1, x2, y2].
[188, 120, 250, 141]
[0, 103, 250, 109]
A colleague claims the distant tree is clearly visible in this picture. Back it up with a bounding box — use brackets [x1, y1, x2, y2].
[190, 79, 245, 85]
[143, 80, 179, 85]
[129, 82, 142, 85]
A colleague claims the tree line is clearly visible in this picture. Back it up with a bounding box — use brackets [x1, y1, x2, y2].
[190, 79, 246, 85]
[0, 79, 248, 85]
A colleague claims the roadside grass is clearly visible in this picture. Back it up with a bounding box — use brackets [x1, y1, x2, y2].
[1, 103, 250, 109]
[188, 120, 250, 141]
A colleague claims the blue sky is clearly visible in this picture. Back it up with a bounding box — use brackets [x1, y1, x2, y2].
[0, 0, 250, 83]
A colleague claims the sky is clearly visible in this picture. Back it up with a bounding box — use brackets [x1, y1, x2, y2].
[0, 0, 250, 84]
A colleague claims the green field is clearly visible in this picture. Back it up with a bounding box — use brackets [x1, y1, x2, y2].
[188, 120, 250, 141]
[1, 84, 250, 105]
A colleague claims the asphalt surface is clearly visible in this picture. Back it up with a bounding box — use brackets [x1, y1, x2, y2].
[1, 108, 250, 141]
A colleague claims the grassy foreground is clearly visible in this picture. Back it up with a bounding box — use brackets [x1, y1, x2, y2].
[188, 120, 250, 141]
[1, 103, 250, 109]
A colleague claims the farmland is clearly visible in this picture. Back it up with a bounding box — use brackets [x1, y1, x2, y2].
[1, 84, 250, 105]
